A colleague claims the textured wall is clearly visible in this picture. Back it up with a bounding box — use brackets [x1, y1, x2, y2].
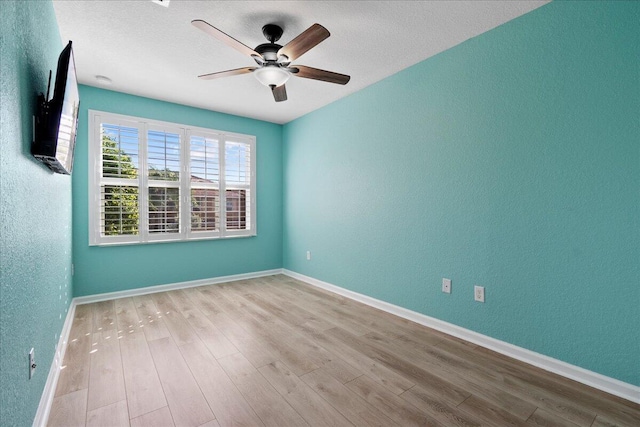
[72, 86, 283, 297]
[283, 2, 639, 385]
[0, 1, 72, 425]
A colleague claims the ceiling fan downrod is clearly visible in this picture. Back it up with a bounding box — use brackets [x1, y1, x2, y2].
[262, 24, 283, 44]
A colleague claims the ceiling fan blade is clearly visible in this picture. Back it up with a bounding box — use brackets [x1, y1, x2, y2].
[278, 23, 330, 61]
[271, 84, 287, 102]
[198, 67, 256, 80]
[292, 65, 350, 85]
[192, 19, 259, 57]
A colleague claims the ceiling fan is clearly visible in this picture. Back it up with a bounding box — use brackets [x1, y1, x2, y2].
[192, 20, 350, 102]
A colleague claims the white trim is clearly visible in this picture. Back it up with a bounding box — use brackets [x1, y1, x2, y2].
[282, 269, 640, 404]
[88, 110, 257, 246]
[34, 269, 282, 425]
[33, 303, 76, 427]
[36, 267, 639, 425]
[73, 269, 282, 305]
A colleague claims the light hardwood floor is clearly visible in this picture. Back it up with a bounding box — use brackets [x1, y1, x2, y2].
[48, 275, 640, 427]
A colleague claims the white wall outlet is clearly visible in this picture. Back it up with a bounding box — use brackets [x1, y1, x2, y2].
[306, 251, 311, 260]
[442, 278, 451, 294]
[29, 348, 36, 379]
[474, 286, 485, 303]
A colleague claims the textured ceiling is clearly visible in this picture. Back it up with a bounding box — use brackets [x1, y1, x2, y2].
[53, 1, 548, 124]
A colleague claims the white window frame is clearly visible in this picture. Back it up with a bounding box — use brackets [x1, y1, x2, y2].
[88, 110, 256, 246]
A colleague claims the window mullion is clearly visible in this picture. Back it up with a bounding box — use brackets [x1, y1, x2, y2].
[99, 177, 140, 187]
[139, 122, 149, 242]
[182, 129, 190, 239]
[146, 180, 181, 189]
[219, 137, 227, 238]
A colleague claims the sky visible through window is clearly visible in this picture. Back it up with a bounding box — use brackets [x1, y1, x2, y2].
[225, 142, 250, 184]
[102, 124, 248, 183]
[103, 124, 139, 171]
[148, 130, 180, 180]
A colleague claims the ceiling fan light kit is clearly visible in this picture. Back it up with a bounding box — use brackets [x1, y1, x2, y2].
[192, 20, 350, 102]
[253, 65, 291, 88]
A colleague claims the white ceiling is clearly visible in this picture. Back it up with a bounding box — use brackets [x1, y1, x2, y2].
[53, 1, 548, 124]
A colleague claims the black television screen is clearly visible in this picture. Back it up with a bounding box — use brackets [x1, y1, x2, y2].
[32, 41, 80, 175]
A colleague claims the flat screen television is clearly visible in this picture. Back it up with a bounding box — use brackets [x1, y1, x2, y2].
[32, 41, 80, 175]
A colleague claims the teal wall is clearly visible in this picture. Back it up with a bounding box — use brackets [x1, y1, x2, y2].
[283, 2, 639, 385]
[72, 86, 283, 297]
[0, 1, 72, 425]
[1, 5, 637, 425]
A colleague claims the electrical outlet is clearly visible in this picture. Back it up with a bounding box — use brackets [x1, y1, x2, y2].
[474, 286, 485, 303]
[442, 278, 451, 294]
[306, 251, 311, 260]
[29, 348, 36, 379]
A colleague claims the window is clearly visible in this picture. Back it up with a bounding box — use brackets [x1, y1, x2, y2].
[89, 110, 256, 245]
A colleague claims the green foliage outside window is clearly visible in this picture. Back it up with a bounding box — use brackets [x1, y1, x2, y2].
[102, 136, 138, 235]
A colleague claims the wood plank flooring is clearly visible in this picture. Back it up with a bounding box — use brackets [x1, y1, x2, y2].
[49, 275, 640, 427]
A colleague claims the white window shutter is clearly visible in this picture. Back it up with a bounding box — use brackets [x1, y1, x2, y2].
[89, 110, 256, 245]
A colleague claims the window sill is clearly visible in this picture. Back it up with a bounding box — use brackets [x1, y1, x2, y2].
[89, 233, 257, 247]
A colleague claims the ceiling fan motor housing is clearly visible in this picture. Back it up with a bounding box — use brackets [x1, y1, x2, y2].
[255, 43, 283, 61]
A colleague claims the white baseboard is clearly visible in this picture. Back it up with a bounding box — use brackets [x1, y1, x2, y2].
[73, 268, 283, 305]
[32, 302, 76, 427]
[34, 268, 282, 425]
[282, 269, 640, 404]
[35, 266, 638, 426]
